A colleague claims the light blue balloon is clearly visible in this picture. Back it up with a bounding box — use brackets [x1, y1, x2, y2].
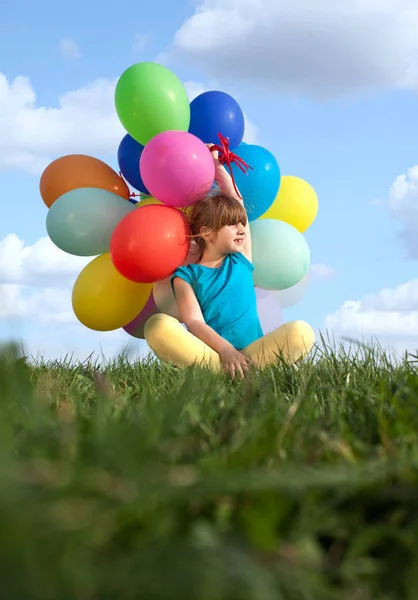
[228, 144, 280, 221]
[250, 219, 310, 290]
[46, 188, 135, 256]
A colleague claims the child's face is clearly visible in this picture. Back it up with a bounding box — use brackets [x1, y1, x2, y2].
[211, 222, 246, 254]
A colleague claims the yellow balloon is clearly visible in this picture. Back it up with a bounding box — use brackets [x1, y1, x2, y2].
[136, 196, 162, 207]
[260, 176, 318, 233]
[137, 196, 192, 220]
[72, 253, 152, 331]
[181, 205, 193, 221]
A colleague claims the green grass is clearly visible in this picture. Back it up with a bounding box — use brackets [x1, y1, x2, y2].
[1, 339, 418, 599]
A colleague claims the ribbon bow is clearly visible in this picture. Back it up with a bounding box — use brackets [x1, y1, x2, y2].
[210, 133, 253, 198]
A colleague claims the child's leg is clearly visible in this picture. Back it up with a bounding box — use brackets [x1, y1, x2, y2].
[241, 320, 315, 368]
[144, 313, 222, 371]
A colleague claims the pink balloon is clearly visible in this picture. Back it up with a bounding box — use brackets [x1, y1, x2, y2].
[123, 293, 160, 339]
[140, 131, 215, 208]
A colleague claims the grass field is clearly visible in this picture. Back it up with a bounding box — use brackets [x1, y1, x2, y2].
[1, 339, 418, 599]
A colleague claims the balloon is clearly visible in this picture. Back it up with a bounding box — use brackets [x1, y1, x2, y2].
[152, 246, 199, 319]
[228, 144, 280, 221]
[40, 155, 129, 208]
[117, 134, 149, 194]
[136, 196, 192, 221]
[136, 196, 162, 208]
[46, 188, 135, 256]
[271, 271, 311, 308]
[123, 293, 160, 339]
[257, 292, 283, 334]
[250, 219, 310, 290]
[72, 253, 152, 331]
[189, 91, 245, 149]
[140, 131, 215, 207]
[114, 62, 190, 146]
[110, 204, 191, 283]
[255, 286, 269, 299]
[261, 175, 318, 232]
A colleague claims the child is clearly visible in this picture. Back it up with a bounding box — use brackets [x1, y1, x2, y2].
[144, 146, 315, 378]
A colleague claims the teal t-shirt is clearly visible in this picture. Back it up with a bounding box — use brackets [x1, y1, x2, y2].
[171, 252, 263, 350]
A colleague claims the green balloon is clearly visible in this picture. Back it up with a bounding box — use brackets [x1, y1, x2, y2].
[250, 219, 310, 290]
[114, 62, 191, 146]
[46, 188, 135, 256]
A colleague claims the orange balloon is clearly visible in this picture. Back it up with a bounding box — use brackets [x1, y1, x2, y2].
[40, 154, 130, 208]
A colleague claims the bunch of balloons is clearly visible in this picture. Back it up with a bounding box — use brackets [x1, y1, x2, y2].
[39, 61, 318, 339]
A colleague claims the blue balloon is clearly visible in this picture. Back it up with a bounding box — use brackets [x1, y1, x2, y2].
[117, 134, 149, 194]
[229, 144, 280, 221]
[189, 91, 245, 149]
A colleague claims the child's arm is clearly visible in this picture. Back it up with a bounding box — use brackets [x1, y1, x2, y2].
[173, 277, 251, 378]
[210, 147, 252, 262]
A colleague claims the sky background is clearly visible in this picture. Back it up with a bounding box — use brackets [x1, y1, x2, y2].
[1, 0, 418, 361]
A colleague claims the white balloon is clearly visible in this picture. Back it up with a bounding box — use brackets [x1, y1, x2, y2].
[257, 292, 283, 334]
[271, 270, 310, 308]
[255, 286, 270, 299]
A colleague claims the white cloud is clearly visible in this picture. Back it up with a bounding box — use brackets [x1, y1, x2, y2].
[184, 80, 258, 144]
[0, 234, 88, 325]
[153, 52, 170, 67]
[0, 73, 124, 174]
[0, 234, 90, 288]
[173, 0, 418, 98]
[0, 284, 28, 319]
[132, 33, 150, 53]
[388, 166, 418, 225]
[58, 38, 81, 60]
[0, 71, 258, 175]
[324, 279, 418, 356]
[387, 165, 418, 258]
[311, 263, 337, 279]
[0, 234, 149, 363]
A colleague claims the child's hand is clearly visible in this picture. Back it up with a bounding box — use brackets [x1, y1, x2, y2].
[219, 346, 252, 379]
[205, 143, 219, 161]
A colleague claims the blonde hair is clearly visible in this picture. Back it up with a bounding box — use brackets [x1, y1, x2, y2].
[189, 192, 248, 253]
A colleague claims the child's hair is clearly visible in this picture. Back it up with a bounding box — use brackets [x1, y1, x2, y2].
[189, 192, 248, 253]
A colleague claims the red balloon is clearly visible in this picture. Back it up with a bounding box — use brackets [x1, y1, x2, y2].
[110, 204, 191, 283]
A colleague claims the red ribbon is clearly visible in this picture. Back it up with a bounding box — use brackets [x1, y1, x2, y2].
[210, 133, 252, 198]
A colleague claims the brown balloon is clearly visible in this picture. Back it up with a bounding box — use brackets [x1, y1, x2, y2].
[39, 154, 130, 208]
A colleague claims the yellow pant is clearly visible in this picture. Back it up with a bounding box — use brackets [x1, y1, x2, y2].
[144, 313, 315, 371]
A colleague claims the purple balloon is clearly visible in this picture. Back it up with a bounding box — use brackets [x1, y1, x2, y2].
[123, 293, 160, 339]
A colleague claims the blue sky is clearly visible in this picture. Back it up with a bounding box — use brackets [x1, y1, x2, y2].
[1, 0, 418, 360]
